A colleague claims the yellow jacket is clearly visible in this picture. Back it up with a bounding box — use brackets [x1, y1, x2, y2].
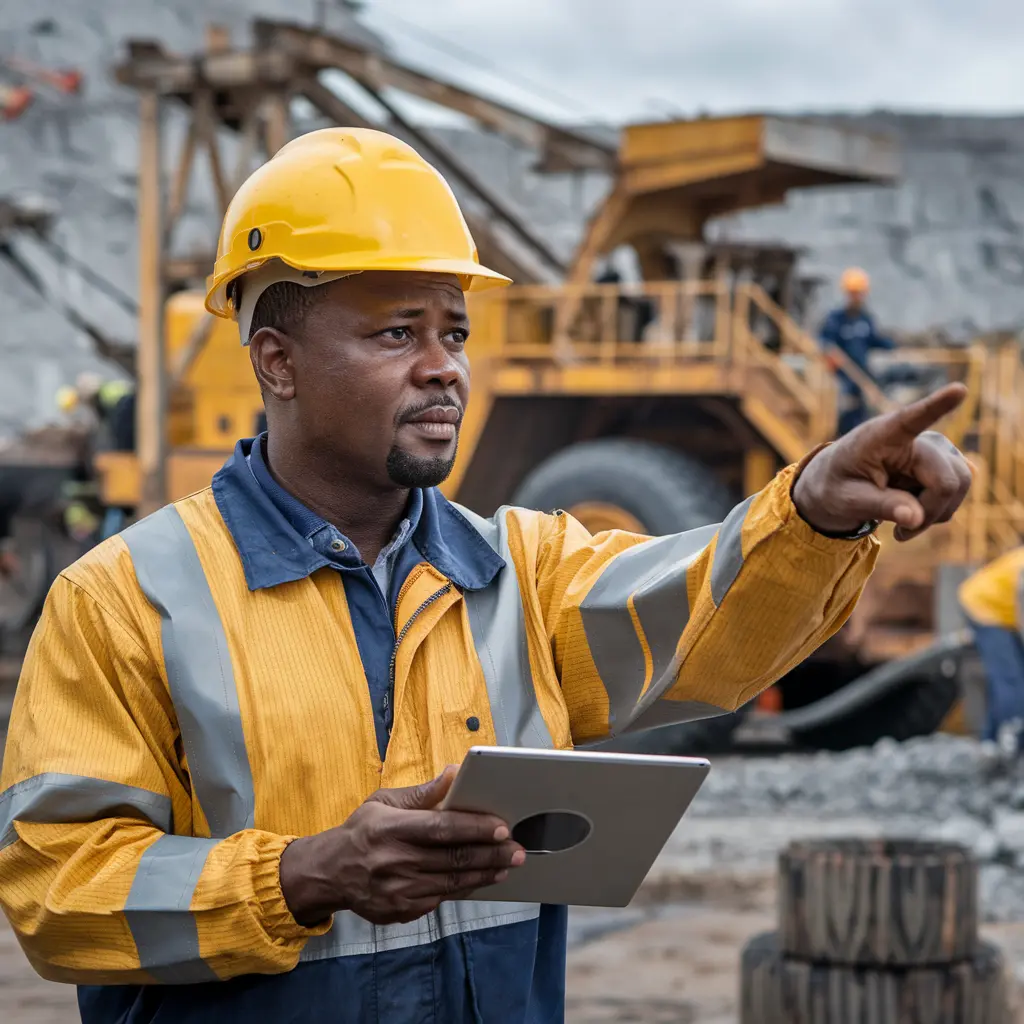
[959, 546, 1024, 629]
[0, 441, 876, 992]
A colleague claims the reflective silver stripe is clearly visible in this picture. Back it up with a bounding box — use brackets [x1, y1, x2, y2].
[124, 834, 219, 983]
[621, 697, 727, 735]
[300, 900, 540, 962]
[580, 526, 718, 732]
[123, 506, 255, 838]
[709, 494, 756, 607]
[453, 504, 553, 750]
[0, 773, 173, 852]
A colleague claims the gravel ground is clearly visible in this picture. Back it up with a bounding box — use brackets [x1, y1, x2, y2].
[684, 734, 1024, 922]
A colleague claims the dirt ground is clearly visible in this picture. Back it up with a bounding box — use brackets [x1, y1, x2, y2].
[3, 883, 1023, 1024]
[2, 717, 1024, 1022]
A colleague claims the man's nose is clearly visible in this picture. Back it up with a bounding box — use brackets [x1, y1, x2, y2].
[412, 337, 466, 389]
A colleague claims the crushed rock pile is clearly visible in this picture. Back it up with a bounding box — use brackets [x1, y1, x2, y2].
[686, 735, 1024, 922]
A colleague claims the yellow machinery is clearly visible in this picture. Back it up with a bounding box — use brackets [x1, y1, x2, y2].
[55, 21, 1024, 747]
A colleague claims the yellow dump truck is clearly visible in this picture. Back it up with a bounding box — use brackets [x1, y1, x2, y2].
[4, 21, 1022, 750]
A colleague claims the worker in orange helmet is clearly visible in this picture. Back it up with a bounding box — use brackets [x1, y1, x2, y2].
[819, 267, 895, 435]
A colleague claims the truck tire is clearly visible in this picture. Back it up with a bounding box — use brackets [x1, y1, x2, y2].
[514, 439, 739, 753]
[511, 438, 735, 538]
[740, 932, 1008, 1024]
[796, 670, 958, 752]
[779, 839, 978, 967]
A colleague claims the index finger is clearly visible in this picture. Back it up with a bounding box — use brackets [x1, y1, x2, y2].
[884, 382, 968, 440]
[390, 808, 512, 847]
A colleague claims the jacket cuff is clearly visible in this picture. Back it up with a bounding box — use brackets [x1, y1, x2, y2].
[255, 835, 334, 944]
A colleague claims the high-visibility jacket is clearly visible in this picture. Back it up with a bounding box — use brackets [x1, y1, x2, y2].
[959, 546, 1024, 631]
[0, 440, 877, 1022]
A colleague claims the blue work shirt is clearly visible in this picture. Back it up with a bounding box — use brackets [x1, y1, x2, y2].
[78, 437, 569, 1024]
[247, 433, 422, 759]
[819, 306, 894, 396]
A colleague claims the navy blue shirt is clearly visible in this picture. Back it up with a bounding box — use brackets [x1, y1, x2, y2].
[819, 306, 894, 396]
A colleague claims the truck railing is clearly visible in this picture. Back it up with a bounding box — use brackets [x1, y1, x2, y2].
[483, 278, 1024, 569]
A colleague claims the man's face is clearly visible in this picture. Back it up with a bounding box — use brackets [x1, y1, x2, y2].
[252, 271, 470, 490]
[846, 289, 866, 312]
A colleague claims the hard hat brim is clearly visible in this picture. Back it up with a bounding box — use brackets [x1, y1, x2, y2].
[205, 254, 512, 320]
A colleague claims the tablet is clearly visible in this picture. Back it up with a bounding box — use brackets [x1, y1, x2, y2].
[440, 746, 710, 907]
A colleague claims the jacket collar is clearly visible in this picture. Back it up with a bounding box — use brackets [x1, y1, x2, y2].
[212, 438, 504, 593]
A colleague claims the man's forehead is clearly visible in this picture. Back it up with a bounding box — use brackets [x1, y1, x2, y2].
[328, 271, 466, 313]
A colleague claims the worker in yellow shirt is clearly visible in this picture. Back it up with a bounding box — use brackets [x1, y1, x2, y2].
[0, 128, 973, 1023]
[959, 547, 1024, 747]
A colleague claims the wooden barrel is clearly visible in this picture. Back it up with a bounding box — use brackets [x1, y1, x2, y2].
[778, 839, 978, 967]
[740, 931, 1008, 1024]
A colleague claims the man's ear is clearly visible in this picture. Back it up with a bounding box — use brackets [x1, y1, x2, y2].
[250, 328, 296, 402]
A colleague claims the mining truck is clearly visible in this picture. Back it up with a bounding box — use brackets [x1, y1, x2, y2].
[3, 21, 1019, 749]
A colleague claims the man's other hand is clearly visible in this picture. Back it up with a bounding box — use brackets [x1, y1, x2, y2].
[793, 382, 972, 542]
[280, 766, 525, 927]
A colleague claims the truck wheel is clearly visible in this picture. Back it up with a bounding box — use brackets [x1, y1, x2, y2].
[515, 439, 740, 753]
[779, 839, 978, 967]
[796, 670, 958, 752]
[740, 931, 1008, 1024]
[511, 438, 735, 537]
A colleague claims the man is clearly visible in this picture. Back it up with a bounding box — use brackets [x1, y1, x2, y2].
[819, 267, 895, 435]
[959, 547, 1024, 750]
[0, 129, 972, 1023]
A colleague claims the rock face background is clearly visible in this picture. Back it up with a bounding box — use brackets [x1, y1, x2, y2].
[0, 1, 1022, 438]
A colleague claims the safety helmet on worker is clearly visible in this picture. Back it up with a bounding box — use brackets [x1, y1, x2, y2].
[55, 385, 79, 413]
[841, 267, 870, 295]
[205, 127, 511, 343]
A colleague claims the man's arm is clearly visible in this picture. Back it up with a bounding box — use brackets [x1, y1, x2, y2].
[0, 575, 331, 985]
[534, 386, 973, 744]
[865, 311, 895, 351]
[534, 458, 875, 743]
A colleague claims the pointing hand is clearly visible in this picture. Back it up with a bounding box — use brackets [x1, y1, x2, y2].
[792, 383, 972, 542]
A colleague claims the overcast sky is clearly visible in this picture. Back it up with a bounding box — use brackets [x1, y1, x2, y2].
[358, 0, 1024, 124]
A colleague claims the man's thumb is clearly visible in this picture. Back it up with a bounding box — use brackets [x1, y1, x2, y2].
[381, 765, 459, 810]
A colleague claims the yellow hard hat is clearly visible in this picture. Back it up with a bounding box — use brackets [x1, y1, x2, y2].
[841, 267, 870, 294]
[205, 127, 511, 322]
[55, 385, 79, 413]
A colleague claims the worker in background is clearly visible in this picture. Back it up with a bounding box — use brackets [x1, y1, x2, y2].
[819, 267, 895, 435]
[959, 547, 1024, 753]
[56, 373, 136, 452]
[0, 129, 972, 1023]
[57, 374, 136, 540]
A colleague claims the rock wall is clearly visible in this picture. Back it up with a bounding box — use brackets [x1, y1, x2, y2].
[0, 1, 1021, 438]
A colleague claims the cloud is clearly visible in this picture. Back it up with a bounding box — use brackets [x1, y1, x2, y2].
[360, 0, 1024, 122]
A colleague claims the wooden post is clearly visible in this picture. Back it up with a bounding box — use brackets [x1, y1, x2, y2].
[136, 90, 166, 517]
[263, 91, 292, 156]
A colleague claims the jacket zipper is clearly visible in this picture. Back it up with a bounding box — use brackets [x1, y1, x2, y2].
[383, 583, 453, 736]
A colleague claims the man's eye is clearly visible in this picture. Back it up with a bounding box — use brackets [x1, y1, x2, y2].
[448, 330, 469, 345]
[382, 327, 409, 341]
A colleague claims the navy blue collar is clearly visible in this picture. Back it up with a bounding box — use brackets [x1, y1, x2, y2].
[212, 438, 504, 593]
[246, 433, 423, 561]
